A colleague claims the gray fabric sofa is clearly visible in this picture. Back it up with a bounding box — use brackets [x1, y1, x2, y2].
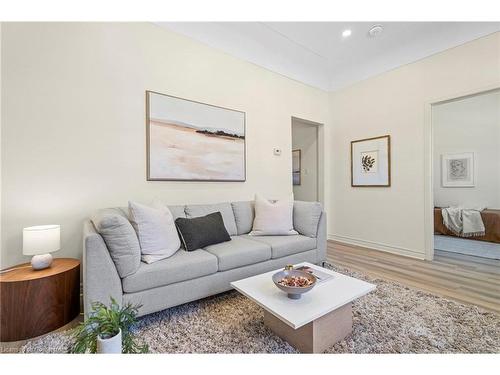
[83, 200, 327, 317]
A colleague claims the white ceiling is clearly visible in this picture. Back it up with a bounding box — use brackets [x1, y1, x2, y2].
[157, 22, 500, 91]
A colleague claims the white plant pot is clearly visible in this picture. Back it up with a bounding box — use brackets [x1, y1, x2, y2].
[97, 328, 122, 354]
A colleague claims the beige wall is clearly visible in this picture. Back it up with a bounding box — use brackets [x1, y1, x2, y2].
[292, 119, 319, 202]
[1, 23, 330, 268]
[2, 23, 499, 267]
[329, 32, 500, 258]
[433, 90, 500, 209]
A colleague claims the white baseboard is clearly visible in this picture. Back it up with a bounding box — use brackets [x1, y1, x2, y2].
[328, 234, 425, 260]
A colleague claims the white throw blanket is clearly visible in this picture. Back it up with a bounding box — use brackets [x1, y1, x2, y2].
[441, 207, 485, 238]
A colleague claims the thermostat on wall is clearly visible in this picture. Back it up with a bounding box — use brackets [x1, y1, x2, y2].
[273, 148, 282, 156]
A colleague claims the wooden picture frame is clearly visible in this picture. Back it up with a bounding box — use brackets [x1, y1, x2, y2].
[292, 149, 301, 186]
[351, 135, 391, 187]
[146, 90, 246, 182]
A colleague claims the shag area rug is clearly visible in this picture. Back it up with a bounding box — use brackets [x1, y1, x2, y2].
[18, 265, 500, 353]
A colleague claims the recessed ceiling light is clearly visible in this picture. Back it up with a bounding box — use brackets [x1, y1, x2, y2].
[342, 29, 352, 38]
[368, 25, 384, 38]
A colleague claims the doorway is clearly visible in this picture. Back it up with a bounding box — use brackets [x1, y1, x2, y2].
[291, 117, 323, 203]
[426, 87, 500, 261]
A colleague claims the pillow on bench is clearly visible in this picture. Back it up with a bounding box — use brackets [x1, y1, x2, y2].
[175, 212, 231, 251]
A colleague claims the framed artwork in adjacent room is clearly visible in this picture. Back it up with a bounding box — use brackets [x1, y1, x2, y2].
[441, 152, 474, 187]
[351, 135, 391, 187]
[292, 149, 301, 185]
[146, 90, 246, 181]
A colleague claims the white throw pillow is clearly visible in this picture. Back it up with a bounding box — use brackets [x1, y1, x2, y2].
[249, 194, 298, 236]
[128, 201, 181, 263]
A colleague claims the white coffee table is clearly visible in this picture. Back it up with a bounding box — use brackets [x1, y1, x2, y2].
[231, 262, 376, 353]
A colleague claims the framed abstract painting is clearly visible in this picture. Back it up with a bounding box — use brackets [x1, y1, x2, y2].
[146, 91, 246, 181]
[441, 152, 474, 187]
[351, 135, 391, 187]
[292, 149, 301, 186]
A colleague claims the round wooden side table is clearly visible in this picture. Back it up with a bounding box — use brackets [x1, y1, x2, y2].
[0, 258, 80, 342]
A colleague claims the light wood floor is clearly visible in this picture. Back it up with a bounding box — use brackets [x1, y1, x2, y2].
[328, 240, 500, 314]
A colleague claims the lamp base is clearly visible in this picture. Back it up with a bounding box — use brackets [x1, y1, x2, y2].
[31, 254, 53, 270]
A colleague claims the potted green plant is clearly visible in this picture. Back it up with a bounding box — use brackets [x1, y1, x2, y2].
[71, 298, 148, 354]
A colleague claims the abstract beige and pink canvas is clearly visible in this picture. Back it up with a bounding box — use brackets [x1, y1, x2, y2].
[147, 91, 245, 181]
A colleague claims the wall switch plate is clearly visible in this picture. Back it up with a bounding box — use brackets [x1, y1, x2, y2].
[273, 148, 282, 156]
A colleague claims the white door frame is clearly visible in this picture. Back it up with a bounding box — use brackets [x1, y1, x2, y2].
[423, 84, 500, 261]
[291, 116, 325, 204]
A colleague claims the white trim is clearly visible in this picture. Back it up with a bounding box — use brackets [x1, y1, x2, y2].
[328, 234, 425, 260]
[423, 100, 434, 261]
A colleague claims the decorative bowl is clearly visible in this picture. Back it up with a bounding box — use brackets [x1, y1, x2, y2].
[272, 269, 317, 299]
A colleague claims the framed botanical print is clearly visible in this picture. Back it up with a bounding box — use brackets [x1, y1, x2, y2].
[292, 149, 301, 186]
[441, 152, 474, 187]
[351, 135, 391, 187]
[146, 90, 246, 181]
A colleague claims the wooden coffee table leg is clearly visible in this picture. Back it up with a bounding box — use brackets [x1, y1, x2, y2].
[263, 303, 352, 353]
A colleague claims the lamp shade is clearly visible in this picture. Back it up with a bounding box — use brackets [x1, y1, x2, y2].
[23, 225, 61, 256]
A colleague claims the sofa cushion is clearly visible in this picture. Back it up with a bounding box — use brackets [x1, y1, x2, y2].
[122, 249, 218, 293]
[203, 236, 271, 271]
[293, 201, 323, 238]
[243, 234, 316, 259]
[128, 201, 181, 263]
[249, 194, 297, 236]
[115, 205, 186, 220]
[175, 212, 231, 251]
[168, 205, 186, 221]
[91, 208, 141, 278]
[231, 201, 255, 235]
[102, 207, 129, 218]
[185, 203, 238, 236]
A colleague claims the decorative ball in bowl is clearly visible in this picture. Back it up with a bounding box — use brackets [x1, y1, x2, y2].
[272, 269, 317, 299]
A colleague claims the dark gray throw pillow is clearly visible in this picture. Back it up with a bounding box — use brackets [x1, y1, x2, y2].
[175, 212, 231, 251]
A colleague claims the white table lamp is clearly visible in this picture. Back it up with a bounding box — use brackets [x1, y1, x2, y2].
[23, 225, 60, 270]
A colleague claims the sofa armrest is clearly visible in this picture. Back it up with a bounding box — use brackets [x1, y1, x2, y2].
[83, 220, 122, 317]
[316, 211, 327, 263]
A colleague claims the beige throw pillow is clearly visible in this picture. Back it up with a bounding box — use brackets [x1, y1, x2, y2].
[128, 201, 181, 263]
[249, 194, 298, 236]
